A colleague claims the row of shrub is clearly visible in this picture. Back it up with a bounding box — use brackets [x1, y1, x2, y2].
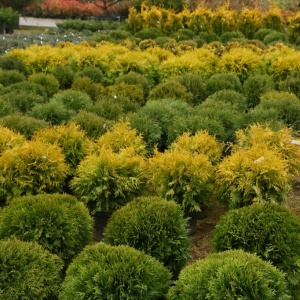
[1, 121, 300, 214]
[1, 193, 300, 298]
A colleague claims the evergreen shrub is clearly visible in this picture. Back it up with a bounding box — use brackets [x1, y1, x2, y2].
[0, 239, 63, 300]
[254, 28, 276, 41]
[59, 243, 171, 300]
[206, 73, 242, 96]
[0, 140, 68, 202]
[220, 31, 245, 43]
[0, 70, 25, 87]
[212, 203, 300, 285]
[51, 65, 75, 89]
[0, 55, 27, 74]
[216, 144, 291, 208]
[0, 114, 48, 139]
[104, 196, 190, 274]
[0, 194, 93, 263]
[168, 250, 290, 300]
[263, 32, 289, 45]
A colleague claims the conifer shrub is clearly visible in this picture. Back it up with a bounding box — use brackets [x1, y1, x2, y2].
[216, 144, 291, 208]
[116, 71, 151, 99]
[263, 8, 285, 32]
[104, 196, 190, 274]
[125, 112, 162, 154]
[233, 124, 300, 176]
[59, 243, 171, 300]
[169, 131, 222, 165]
[28, 99, 76, 125]
[33, 123, 93, 174]
[0, 194, 93, 263]
[172, 73, 207, 105]
[167, 250, 291, 300]
[0, 114, 48, 139]
[134, 27, 165, 40]
[51, 89, 93, 112]
[137, 99, 192, 151]
[28, 73, 60, 98]
[194, 99, 246, 143]
[0, 70, 26, 87]
[147, 149, 213, 212]
[205, 89, 247, 111]
[0, 97, 18, 117]
[278, 71, 300, 98]
[0, 81, 47, 99]
[211, 5, 237, 36]
[255, 91, 300, 130]
[74, 66, 104, 84]
[287, 11, 300, 43]
[0, 55, 27, 74]
[0, 140, 68, 203]
[71, 76, 104, 102]
[220, 31, 245, 43]
[104, 82, 145, 106]
[70, 148, 145, 214]
[0, 125, 25, 155]
[167, 114, 227, 145]
[198, 31, 220, 43]
[96, 122, 146, 156]
[1, 91, 45, 114]
[243, 74, 275, 109]
[0, 240, 63, 300]
[71, 110, 112, 139]
[237, 7, 262, 39]
[212, 203, 300, 286]
[148, 80, 193, 102]
[89, 97, 124, 120]
[51, 65, 75, 89]
[206, 73, 242, 96]
[263, 32, 289, 45]
[254, 28, 276, 41]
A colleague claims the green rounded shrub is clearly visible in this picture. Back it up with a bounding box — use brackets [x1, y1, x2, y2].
[255, 91, 300, 130]
[216, 144, 291, 208]
[205, 89, 247, 111]
[212, 203, 300, 286]
[0, 97, 18, 117]
[263, 31, 289, 45]
[71, 76, 104, 102]
[75, 66, 104, 84]
[51, 89, 93, 112]
[278, 71, 300, 98]
[59, 243, 171, 300]
[70, 148, 145, 214]
[172, 73, 207, 105]
[116, 71, 151, 99]
[2, 91, 45, 113]
[134, 27, 165, 40]
[89, 97, 124, 120]
[71, 110, 112, 139]
[28, 99, 76, 125]
[0, 239, 63, 300]
[0, 55, 27, 74]
[51, 65, 75, 89]
[0, 140, 68, 203]
[28, 72, 60, 98]
[220, 31, 245, 43]
[168, 250, 290, 300]
[0, 69, 26, 87]
[254, 28, 276, 41]
[0, 113, 48, 139]
[104, 196, 190, 274]
[206, 73, 242, 96]
[0, 194, 93, 262]
[243, 74, 275, 109]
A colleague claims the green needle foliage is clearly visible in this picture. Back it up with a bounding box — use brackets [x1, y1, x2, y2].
[59, 243, 172, 300]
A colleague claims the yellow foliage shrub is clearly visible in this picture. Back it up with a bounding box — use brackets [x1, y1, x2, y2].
[263, 7, 285, 31]
[232, 124, 300, 176]
[217, 47, 261, 80]
[187, 7, 213, 33]
[216, 144, 291, 208]
[0, 126, 25, 155]
[169, 131, 222, 165]
[96, 122, 146, 156]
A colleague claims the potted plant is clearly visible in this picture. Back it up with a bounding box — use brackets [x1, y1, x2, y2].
[0, 7, 19, 34]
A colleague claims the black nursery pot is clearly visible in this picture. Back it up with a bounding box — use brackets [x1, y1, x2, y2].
[93, 211, 113, 241]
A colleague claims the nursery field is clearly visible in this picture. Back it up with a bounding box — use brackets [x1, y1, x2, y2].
[2, 4, 300, 300]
